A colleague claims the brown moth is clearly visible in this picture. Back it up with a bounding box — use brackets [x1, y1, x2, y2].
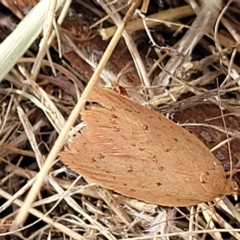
[60, 87, 237, 206]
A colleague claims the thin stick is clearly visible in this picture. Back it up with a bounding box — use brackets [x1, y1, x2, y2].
[10, 0, 140, 230]
[0, 188, 86, 239]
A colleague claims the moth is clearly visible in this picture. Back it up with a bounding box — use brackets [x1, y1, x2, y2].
[60, 87, 237, 206]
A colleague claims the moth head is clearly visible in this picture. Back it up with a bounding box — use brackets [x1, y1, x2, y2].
[198, 170, 232, 196]
[223, 179, 239, 196]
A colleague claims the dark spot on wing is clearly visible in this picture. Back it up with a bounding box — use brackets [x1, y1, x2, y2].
[111, 114, 118, 118]
[114, 127, 120, 132]
[164, 148, 171, 152]
[143, 125, 149, 130]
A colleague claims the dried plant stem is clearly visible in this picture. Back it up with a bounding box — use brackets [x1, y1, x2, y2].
[11, 0, 140, 231]
[100, 5, 193, 39]
[99, 0, 151, 96]
[0, 188, 86, 240]
[153, 0, 223, 90]
[0, 0, 64, 82]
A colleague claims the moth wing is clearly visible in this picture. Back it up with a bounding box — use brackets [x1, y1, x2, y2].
[60, 88, 225, 206]
[61, 129, 218, 206]
[85, 88, 221, 174]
